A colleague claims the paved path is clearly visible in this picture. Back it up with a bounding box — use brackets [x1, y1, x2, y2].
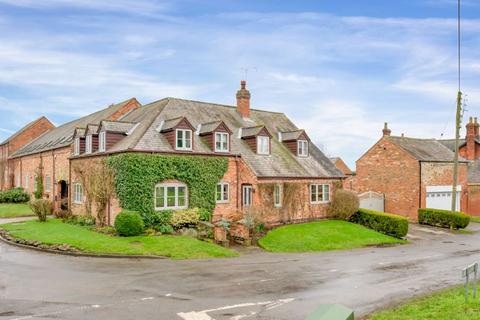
[0, 216, 37, 224]
[1, 223, 480, 319]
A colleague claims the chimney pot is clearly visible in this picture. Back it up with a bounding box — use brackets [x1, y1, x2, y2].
[236, 80, 251, 119]
[382, 122, 391, 137]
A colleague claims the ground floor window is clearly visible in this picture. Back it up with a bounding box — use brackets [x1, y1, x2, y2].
[216, 182, 229, 203]
[242, 185, 253, 206]
[45, 175, 51, 192]
[310, 184, 330, 204]
[155, 182, 188, 210]
[24, 174, 29, 190]
[73, 183, 83, 204]
[274, 184, 282, 207]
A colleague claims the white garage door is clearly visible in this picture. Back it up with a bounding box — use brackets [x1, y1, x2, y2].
[426, 185, 461, 211]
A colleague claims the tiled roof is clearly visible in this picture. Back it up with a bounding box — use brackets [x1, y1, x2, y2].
[199, 121, 223, 135]
[11, 98, 138, 158]
[100, 120, 137, 133]
[73, 128, 86, 138]
[241, 126, 266, 138]
[85, 124, 99, 135]
[387, 136, 467, 162]
[281, 130, 306, 141]
[159, 117, 184, 132]
[103, 97, 343, 178]
[0, 116, 53, 145]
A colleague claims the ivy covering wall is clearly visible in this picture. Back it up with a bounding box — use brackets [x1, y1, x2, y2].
[106, 153, 229, 220]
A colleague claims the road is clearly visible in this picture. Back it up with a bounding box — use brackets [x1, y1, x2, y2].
[1, 223, 479, 320]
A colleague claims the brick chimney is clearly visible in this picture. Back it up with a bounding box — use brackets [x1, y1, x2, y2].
[236, 80, 251, 119]
[382, 122, 391, 137]
[475, 117, 479, 137]
[466, 117, 477, 160]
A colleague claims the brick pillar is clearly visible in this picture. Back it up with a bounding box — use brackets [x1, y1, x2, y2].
[236, 80, 251, 119]
[466, 117, 476, 160]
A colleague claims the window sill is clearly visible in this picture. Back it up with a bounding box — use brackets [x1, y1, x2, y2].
[310, 201, 330, 205]
[216, 200, 229, 204]
[154, 207, 188, 211]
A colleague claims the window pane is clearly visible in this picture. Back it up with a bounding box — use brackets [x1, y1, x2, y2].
[178, 186, 186, 207]
[311, 185, 317, 202]
[324, 185, 330, 202]
[216, 184, 222, 201]
[215, 133, 222, 150]
[167, 186, 176, 207]
[176, 130, 183, 148]
[156, 186, 165, 208]
[223, 184, 228, 200]
[318, 185, 324, 202]
[185, 130, 191, 148]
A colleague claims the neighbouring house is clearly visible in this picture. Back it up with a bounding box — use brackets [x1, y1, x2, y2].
[8, 98, 141, 210]
[329, 157, 355, 190]
[67, 81, 344, 231]
[0, 116, 54, 191]
[355, 122, 470, 220]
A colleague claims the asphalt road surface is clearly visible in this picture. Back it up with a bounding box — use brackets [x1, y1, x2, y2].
[1, 223, 480, 320]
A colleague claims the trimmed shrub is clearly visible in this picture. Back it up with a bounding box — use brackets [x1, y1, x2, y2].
[156, 224, 174, 234]
[29, 199, 53, 222]
[327, 189, 359, 221]
[147, 210, 173, 228]
[350, 208, 408, 238]
[114, 210, 144, 236]
[170, 208, 200, 229]
[0, 187, 30, 203]
[418, 208, 470, 229]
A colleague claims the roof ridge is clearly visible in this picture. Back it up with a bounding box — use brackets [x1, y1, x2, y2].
[0, 116, 53, 145]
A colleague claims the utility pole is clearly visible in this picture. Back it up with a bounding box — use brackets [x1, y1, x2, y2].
[452, 0, 462, 212]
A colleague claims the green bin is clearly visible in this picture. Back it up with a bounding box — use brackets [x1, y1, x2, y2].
[305, 304, 354, 320]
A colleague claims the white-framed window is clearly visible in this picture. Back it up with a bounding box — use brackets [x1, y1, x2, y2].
[74, 137, 80, 155]
[16, 174, 20, 187]
[155, 182, 188, 210]
[257, 136, 270, 155]
[274, 184, 282, 207]
[24, 174, 29, 190]
[216, 182, 229, 203]
[73, 183, 83, 204]
[33, 175, 38, 192]
[310, 184, 330, 204]
[242, 185, 253, 206]
[176, 129, 192, 151]
[215, 132, 229, 152]
[45, 175, 51, 192]
[99, 131, 106, 152]
[85, 135, 92, 154]
[297, 140, 308, 157]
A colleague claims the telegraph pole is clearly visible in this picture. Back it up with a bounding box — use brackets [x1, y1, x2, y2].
[452, 0, 462, 212]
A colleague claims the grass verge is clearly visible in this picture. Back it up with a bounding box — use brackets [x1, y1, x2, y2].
[369, 286, 480, 320]
[0, 203, 34, 218]
[0, 219, 238, 259]
[470, 216, 480, 223]
[258, 220, 406, 253]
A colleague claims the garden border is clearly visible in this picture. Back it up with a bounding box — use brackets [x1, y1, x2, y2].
[0, 230, 165, 259]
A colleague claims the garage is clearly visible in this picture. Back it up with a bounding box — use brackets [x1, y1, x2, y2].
[426, 185, 461, 211]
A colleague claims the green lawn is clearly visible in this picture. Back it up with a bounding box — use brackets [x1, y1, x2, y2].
[0, 219, 238, 259]
[0, 203, 34, 218]
[470, 216, 480, 223]
[258, 220, 406, 253]
[369, 286, 480, 320]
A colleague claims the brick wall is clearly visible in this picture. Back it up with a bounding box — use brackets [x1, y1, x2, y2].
[356, 137, 421, 219]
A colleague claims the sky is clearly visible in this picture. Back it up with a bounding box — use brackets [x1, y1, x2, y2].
[0, 0, 479, 168]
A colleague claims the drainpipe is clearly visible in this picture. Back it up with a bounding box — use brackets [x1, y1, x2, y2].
[419, 161, 422, 210]
[68, 158, 71, 213]
[235, 155, 240, 210]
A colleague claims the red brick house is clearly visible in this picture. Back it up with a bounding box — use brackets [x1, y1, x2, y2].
[0, 116, 54, 190]
[355, 123, 471, 220]
[8, 98, 141, 210]
[67, 81, 344, 226]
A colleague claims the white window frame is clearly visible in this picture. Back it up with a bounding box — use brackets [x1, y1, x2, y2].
[45, 175, 51, 192]
[24, 174, 29, 190]
[175, 129, 193, 151]
[74, 137, 80, 155]
[154, 182, 188, 210]
[73, 183, 83, 204]
[85, 135, 92, 154]
[257, 136, 270, 155]
[16, 174, 20, 188]
[274, 184, 282, 208]
[242, 185, 253, 207]
[99, 131, 106, 152]
[297, 140, 309, 157]
[216, 182, 229, 203]
[310, 184, 330, 204]
[33, 175, 38, 192]
[215, 132, 229, 153]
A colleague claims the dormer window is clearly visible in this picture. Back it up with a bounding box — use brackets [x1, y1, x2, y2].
[176, 129, 192, 151]
[215, 132, 229, 152]
[257, 136, 270, 155]
[74, 137, 80, 155]
[297, 140, 308, 157]
[85, 135, 92, 154]
[99, 131, 106, 152]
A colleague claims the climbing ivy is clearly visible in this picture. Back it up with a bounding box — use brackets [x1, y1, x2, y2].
[106, 153, 228, 224]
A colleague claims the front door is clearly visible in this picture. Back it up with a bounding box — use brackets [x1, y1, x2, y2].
[242, 185, 253, 207]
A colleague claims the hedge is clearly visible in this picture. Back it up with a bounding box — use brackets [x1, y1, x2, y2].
[0, 187, 30, 203]
[350, 208, 408, 238]
[106, 154, 228, 226]
[418, 208, 470, 229]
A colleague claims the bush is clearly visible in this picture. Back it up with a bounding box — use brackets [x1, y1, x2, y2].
[156, 224, 174, 234]
[29, 199, 53, 222]
[418, 208, 470, 229]
[114, 210, 145, 236]
[327, 189, 359, 220]
[170, 208, 200, 229]
[350, 208, 408, 238]
[0, 187, 30, 203]
[199, 208, 212, 222]
[147, 210, 173, 228]
[63, 215, 96, 226]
